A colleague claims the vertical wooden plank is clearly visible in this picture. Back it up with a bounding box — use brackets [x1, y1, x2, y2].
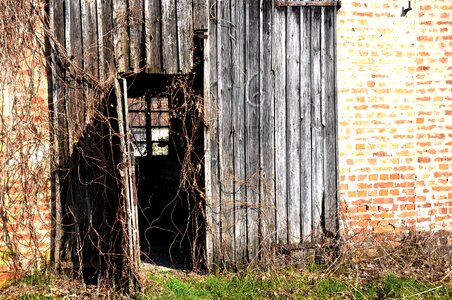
[145, 0, 163, 73]
[245, 0, 260, 261]
[311, 7, 323, 238]
[193, 0, 209, 32]
[98, 0, 114, 79]
[217, 0, 235, 265]
[66, 0, 84, 140]
[96, 0, 105, 80]
[300, 7, 313, 240]
[286, 6, 301, 244]
[176, 0, 193, 73]
[49, 0, 66, 267]
[231, 0, 247, 267]
[205, 0, 221, 269]
[259, 0, 275, 256]
[161, 0, 178, 73]
[273, 6, 287, 245]
[322, 7, 338, 235]
[81, 0, 99, 79]
[81, 0, 99, 124]
[129, 0, 145, 71]
[113, 0, 129, 73]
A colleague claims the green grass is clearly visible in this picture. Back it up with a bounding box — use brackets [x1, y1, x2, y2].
[1, 268, 451, 299]
[137, 269, 452, 300]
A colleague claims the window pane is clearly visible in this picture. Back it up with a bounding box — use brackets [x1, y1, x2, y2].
[128, 97, 146, 111]
[129, 112, 146, 127]
[150, 111, 170, 127]
[151, 128, 169, 142]
[133, 142, 147, 157]
[150, 97, 169, 111]
[131, 127, 147, 143]
[152, 143, 169, 156]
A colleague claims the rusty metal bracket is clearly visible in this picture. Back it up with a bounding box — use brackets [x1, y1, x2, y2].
[275, 1, 341, 9]
[272, 240, 339, 255]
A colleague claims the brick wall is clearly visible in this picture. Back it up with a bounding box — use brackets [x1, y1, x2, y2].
[337, 0, 452, 242]
[0, 27, 50, 281]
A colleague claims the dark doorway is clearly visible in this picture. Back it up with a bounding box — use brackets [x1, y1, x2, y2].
[125, 71, 205, 270]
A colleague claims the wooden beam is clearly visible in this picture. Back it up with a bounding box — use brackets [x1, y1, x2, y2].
[275, 1, 341, 8]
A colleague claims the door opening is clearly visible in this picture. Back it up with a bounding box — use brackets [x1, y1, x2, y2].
[125, 71, 205, 270]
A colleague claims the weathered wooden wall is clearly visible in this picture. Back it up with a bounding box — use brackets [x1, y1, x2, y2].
[47, 0, 208, 276]
[206, 1, 339, 268]
[47, 0, 338, 271]
[49, 0, 208, 76]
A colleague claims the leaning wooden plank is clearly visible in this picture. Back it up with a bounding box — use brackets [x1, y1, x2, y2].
[122, 79, 141, 269]
[193, 0, 209, 32]
[300, 7, 313, 241]
[145, 0, 163, 73]
[161, 0, 178, 74]
[286, 6, 302, 244]
[322, 7, 338, 235]
[113, 0, 129, 73]
[217, 0, 235, 266]
[259, 0, 275, 259]
[272, 5, 288, 245]
[205, 0, 221, 270]
[176, 0, 193, 73]
[245, 0, 261, 262]
[311, 7, 324, 239]
[231, 0, 247, 267]
[114, 78, 135, 269]
[129, 0, 145, 71]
